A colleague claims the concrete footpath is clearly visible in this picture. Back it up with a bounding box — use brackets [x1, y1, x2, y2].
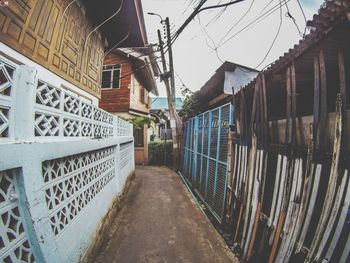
[93, 166, 238, 263]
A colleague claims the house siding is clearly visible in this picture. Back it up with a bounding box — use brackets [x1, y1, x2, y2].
[99, 52, 150, 114]
[130, 76, 149, 114]
[0, 0, 104, 98]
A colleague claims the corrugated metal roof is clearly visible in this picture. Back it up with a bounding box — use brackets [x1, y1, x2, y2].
[242, 0, 350, 90]
[151, 97, 184, 110]
[265, 0, 349, 74]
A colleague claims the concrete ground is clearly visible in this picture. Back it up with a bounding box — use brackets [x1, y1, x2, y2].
[93, 166, 238, 263]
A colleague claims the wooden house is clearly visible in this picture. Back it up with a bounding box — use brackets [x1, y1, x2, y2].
[0, 0, 148, 101]
[99, 48, 159, 165]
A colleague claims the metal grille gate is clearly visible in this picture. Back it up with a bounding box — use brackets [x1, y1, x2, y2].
[181, 103, 233, 222]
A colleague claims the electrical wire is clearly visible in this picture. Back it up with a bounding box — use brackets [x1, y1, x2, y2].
[283, 0, 304, 37]
[258, 0, 275, 15]
[101, 50, 161, 89]
[203, 0, 227, 27]
[103, 43, 161, 66]
[254, 0, 283, 69]
[169, 0, 209, 46]
[198, 0, 245, 13]
[102, 0, 248, 90]
[218, 0, 286, 47]
[60, 0, 78, 24]
[182, 0, 200, 15]
[214, 0, 291, 49]
[170, 0, 246, 51]
[184, 1, 228, 43]
[103, 31, 130, 58]
[197, 15, 224, 63]
[217, 0, 255, 46]
[103, 55, 162, 85]
[207, 0, 225, 13]
[296, 0, 307, 36]
[114, 0, 303, 97]
[197, 15, 215, 49]
[84, 0, 124, 50]
[102, 49, 183, 97]
[104, 48, 154, 64]
[174, 70, 188, 90]
[162, 61, 188, 97]
[205, 7, 226, 27]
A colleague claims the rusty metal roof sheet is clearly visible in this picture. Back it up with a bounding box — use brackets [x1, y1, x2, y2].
[242, 0, 350, 90]
[267, 0, 349, 73]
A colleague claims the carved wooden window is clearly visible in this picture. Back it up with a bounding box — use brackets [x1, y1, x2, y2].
[102, 64, 121, 89]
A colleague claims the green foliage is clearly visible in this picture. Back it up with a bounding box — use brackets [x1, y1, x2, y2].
[179, 91, 202, 120]
[156, 110, 167, 120]
[149, 141, 173, 166]
[121, 116, 151, 129]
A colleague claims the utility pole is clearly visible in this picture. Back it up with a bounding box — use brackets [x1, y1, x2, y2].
[157, 27, 181, 170]
[164, 17, 183, 170]
[166, 17, 175, 102]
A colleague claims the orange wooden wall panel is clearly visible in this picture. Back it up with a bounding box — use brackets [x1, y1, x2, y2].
[99, 52, 150, 114]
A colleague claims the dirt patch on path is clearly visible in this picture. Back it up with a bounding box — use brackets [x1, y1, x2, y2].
[92, 166, 238, 263]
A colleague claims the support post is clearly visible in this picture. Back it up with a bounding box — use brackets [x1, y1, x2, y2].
[12, 65, 37, 140]
[166, 17, 175, 103]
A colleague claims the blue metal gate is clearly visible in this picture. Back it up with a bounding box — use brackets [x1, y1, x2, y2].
[181, 103, 234, 222]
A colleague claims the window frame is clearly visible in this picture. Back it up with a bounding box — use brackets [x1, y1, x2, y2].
[133, 128, 144, 147]
[101, 64, 121, 89]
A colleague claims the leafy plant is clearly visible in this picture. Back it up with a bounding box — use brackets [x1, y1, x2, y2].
[179, 91, 202, 120]
[120, 116, 151, 129]
[148, 141, 173, 166]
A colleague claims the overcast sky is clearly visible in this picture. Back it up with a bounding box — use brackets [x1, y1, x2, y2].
[142, 0, 324, 97]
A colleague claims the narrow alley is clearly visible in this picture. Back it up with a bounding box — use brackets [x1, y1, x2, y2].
[1, 1, 350, 263]
[91, 166, 238, 263]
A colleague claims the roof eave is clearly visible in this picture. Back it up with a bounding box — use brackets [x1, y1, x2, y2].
[85, 0, 148, 48]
